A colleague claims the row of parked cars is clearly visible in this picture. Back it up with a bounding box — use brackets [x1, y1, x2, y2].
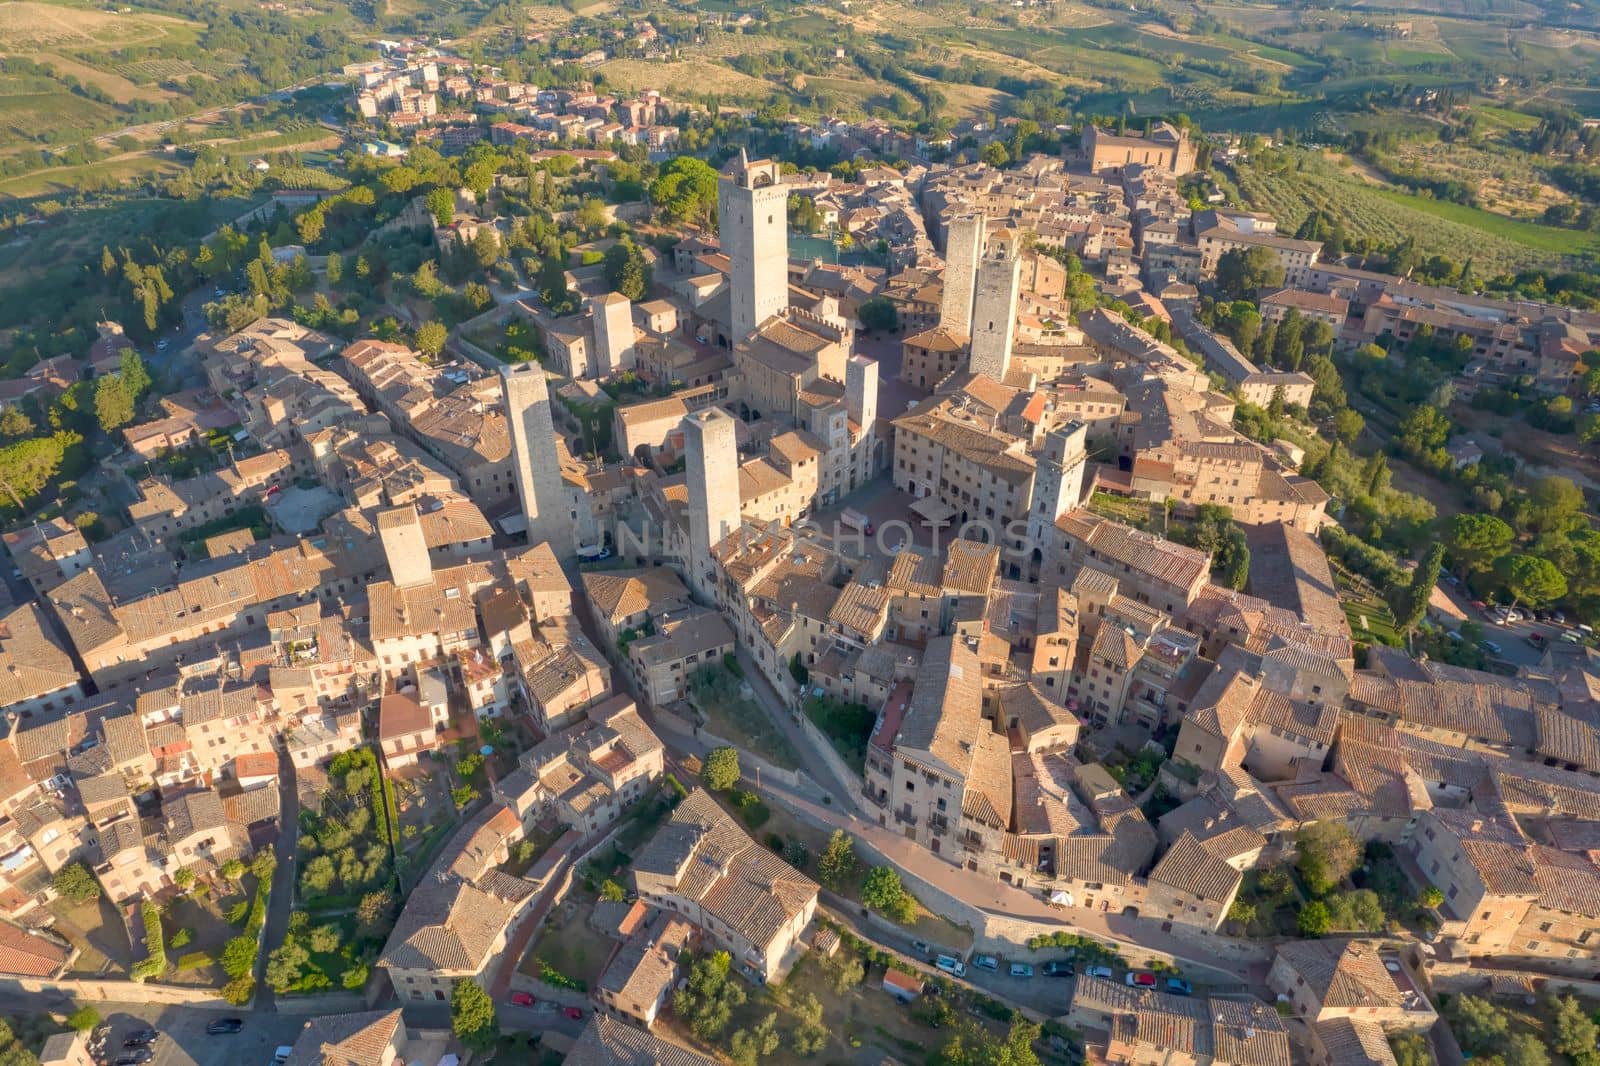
[957, 953, 1193, 995]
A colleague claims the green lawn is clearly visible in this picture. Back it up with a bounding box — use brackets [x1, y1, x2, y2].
[1335, 568, 1402, 647]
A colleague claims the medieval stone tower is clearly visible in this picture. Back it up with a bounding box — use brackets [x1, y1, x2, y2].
[377, 503, 432, 589]
[718, 150, 788, 343]
[940, 213, 984, 338]
[1027, 421, 1090, 555]
[969, 227, 1021, 381]
[502, 363, 573, 558]
[592, 292, 636, 377]
[681, 407, 741, 602]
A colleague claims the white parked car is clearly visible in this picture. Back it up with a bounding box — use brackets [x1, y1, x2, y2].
[1009, 962, 1033, 978]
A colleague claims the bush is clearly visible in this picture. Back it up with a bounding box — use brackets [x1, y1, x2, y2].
[66, 1007, 99, 1032]
[176, 951, 213, 972]
[170, 928, 193, 949]
[222, 975, 256, 1006]
[728, 790, 770, 829]
[130, 900, 167, 982]
[222, 935, 258, 980]
[539, 959, 587, 992]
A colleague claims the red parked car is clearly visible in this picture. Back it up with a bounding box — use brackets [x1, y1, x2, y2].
[563, 1007, 584, 1020]
[509, 992, 535, 1007]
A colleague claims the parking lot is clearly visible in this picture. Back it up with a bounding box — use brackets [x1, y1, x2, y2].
[92, 1008, 305, 1066]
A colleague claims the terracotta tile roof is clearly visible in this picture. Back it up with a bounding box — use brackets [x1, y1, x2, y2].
[1311, 1018, 1397, 1066]
[1148, 831, 1241, 902]
[0, 603, 80, 704]
[286, 1009, 402, 1066]
[565, 1016, 717, 1066]
[632, 789, 817, 955]
[0, 920, 70, 977]
[1273, 940, 1399, 1010]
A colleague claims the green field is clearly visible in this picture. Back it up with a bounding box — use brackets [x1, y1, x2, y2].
[1368, 188, 1600, 258]
[0, 152, 184, 197]
[0, 76, 121, 147]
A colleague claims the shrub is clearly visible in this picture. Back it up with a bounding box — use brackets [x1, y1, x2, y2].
[538, 959, 587, 992]
[176, 951, 213, 972]
[222, 975, 256, 1006]
[131, 901, 167, 982]
[66, 1007, 99, 1032]
[170, 928, 193, 949]
[222, 935, 258, 980]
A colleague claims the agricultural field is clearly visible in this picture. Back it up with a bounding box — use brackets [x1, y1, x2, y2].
[592, 57, 773, 99]
[0, 150, 184, 197]
[0, 73, 121, 148]
[1232, 148, 1600, 274]
[0, 1, 198, 50]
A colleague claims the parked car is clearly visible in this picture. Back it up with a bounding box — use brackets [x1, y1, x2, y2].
[1085, 965, 1114, 979]
[1125, 972, 1157, 987]
[1527, 631, 1548, 648]
[115, 1052, 152, 1066]
[123, 1033, 158, 1046]
[510, 992, 535, 1007]
[971, 954, 998, 972]
[1042, 961, 1076, 978]
[206, 1019, 244, 1035]
[1166, 978, 1193, 996]
[911, 940, 931, 957]
[1550, 610, 1567, 625]
[934, 954, 966, 978]
[563, 1007, 584, 1021]
[1009, 962, 1034, 978]
[1480, 639, 1503, 656]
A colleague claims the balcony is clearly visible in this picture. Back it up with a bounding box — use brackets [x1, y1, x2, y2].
[893, 809, 918, 828]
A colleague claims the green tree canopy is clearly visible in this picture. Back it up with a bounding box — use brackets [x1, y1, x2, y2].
[1500, 553, 1567, 609]
[702, 747, 740, 791]
[415, 320, 448, 358]
[52, 862, 100, 904]
[1445, 514, 1515, 575]
[817, 829, 858, 890]
[1214, 246, 1284, 300]
[1297, 821, 1360, 897]
[651, 157, 720, 227]
[450, 979, 499, 1052]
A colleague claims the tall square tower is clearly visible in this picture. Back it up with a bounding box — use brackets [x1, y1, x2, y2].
[969, 227, 1021, 382]
[939, 213, 983, 338]
[502, 363, 574, 558]
[681, 407, 741, 602]
[718, 150, 789, 343]
[592, 292, 636, 377]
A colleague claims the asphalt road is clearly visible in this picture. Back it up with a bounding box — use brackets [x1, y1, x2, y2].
[89, 1007, 304, 1066]
[252, 751, 300, 1014]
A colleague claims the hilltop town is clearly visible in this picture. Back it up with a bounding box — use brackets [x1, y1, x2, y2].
[0, 14, 1598, 1066]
